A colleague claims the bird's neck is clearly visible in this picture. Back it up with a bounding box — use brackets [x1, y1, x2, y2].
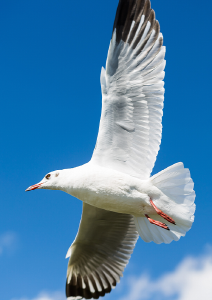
[55, 166, 87, 195]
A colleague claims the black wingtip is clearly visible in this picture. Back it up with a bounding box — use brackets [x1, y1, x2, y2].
[66, 276, 112, 299]
[112, 0, 156, 47]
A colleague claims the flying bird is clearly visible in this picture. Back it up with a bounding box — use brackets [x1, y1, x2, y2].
[26, 0, 196, 299]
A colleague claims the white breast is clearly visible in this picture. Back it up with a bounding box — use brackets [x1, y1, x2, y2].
[64, 163, 159, 216]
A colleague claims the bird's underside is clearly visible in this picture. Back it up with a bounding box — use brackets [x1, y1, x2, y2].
[39, 0, 196, 299]
[66, 0, 166, 298]
[24, 0, 196, 299]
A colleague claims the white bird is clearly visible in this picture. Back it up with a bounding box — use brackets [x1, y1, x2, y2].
[26, 0, 196, 299]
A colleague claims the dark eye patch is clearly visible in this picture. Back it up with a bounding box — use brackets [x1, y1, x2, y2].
[45, 174, 51, 179]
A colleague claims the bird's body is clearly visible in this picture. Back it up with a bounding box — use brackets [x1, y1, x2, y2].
[26, 0, 196, 299]
[50, 163, 156, 216]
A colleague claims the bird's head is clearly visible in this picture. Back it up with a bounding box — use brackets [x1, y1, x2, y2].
[25, 171, 61, 191]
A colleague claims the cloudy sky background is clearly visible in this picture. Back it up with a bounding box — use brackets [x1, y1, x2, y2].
[1, 0, 212, 299]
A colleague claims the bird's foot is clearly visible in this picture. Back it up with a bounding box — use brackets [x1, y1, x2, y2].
[150, 199, 176, 225]
[145, 214, 170, 230]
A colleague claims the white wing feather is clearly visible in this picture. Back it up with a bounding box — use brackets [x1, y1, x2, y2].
[91, 0, 165, 180]
[66, 203, 138, 299]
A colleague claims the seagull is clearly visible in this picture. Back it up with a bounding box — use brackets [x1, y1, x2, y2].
[26, 0, 196, 299]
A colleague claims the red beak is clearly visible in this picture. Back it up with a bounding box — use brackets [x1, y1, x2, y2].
[25, 183, 43, 192]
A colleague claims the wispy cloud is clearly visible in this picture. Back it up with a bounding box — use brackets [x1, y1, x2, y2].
[119, 249, 212, 300]
[11, 291, 65, 300]
[0, 232, 18, 255]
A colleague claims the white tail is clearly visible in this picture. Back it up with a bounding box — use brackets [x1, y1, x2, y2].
[133, 163, 196, 244]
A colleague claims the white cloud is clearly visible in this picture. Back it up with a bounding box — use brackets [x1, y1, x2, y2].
[11, 249, 212, 300]
[119, 249, 212, 300]
[0, 232, 17, 255]
[11, 291, 65, 300]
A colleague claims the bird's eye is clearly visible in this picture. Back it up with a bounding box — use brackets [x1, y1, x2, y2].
[45, 174, 51, 179]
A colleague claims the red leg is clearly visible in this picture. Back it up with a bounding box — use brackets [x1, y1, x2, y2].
[145, 214, 170, 231]
[150, 199, 176, 225]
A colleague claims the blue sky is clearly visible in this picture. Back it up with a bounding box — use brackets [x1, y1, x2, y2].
[1, 0, 212, 299]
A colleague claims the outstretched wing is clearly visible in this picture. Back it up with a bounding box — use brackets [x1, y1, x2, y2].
[91, 0, 165, 180]
[66, 203, 138, 299]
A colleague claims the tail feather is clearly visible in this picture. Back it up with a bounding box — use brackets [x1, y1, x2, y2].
[133, 163, 196, 244]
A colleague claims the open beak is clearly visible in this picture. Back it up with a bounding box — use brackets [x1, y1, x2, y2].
[25, 183, 43, 192]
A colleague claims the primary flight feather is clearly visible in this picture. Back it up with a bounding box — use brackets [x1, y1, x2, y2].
[26, 0, 196, 299]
